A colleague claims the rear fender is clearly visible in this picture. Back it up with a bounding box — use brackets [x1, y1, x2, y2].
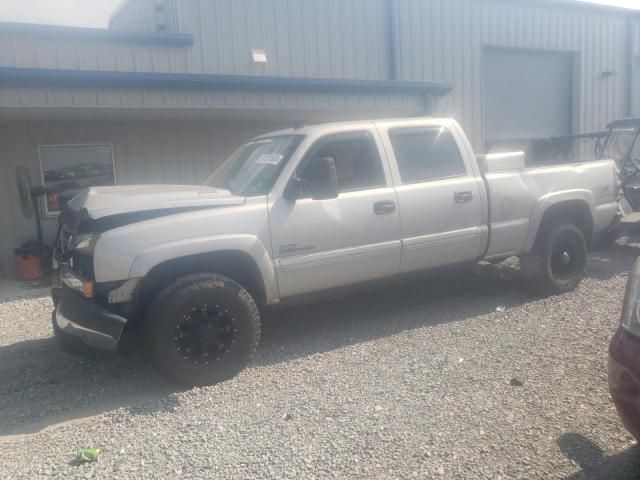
[525, 190, 595, 252]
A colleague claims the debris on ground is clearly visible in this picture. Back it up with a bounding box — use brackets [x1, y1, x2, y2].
[74, 448, 101, 464]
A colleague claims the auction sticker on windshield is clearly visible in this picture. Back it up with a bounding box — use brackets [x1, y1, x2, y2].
[255, 154, 284, 165]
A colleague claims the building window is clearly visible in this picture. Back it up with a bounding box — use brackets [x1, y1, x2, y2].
[389, 127, 466, 184]
[39, 144, 115, 216]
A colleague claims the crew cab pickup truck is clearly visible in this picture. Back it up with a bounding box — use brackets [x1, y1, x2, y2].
[52, 118, 619, 386]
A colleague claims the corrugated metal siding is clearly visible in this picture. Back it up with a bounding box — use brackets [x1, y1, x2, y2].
[110, 0, 156, 31]
[110, 0, 179, 33]
[0, 33, 191, 73]
[0, 120, 286, 278]
[0, 84, 426, 114]
[0, 128, 22, 279]
[176, 0, 390, 79]
[0, 0, 633, 125]
[397, 0, 632, 149]
[0, 0, 391, 79]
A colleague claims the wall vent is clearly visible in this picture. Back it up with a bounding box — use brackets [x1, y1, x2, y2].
[154, 0, 167, 32]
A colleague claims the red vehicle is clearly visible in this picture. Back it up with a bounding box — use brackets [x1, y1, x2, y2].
[609, 257, 640, 441]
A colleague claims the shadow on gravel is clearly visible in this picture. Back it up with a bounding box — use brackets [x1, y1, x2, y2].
[0, 291, 50, 306]
[256, 238, 639, 368]
[586, 240, 640, 281]
[0, 337, 178, 438]
[558, 432, 640, 480]
[1, 240, 637, 439]
[256, 262, 530, 367]
[0, 279, 51, 305]
[1, 263, 526, 438]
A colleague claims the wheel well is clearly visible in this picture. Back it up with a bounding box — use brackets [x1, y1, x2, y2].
[132, 251, 267, 323]
[537, 200, 594, 245]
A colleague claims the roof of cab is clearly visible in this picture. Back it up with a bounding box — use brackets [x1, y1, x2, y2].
[254, 117, 455, 139]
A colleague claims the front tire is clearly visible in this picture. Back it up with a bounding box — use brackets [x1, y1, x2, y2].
[145, 274, 260, 386]
[521, 223, 588, 295]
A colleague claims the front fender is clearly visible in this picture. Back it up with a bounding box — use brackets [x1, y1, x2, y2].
[524, 190, 595, 253]
[129, 234, 278, 304]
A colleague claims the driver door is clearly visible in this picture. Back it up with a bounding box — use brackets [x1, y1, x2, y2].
[268, 130, 402, 298]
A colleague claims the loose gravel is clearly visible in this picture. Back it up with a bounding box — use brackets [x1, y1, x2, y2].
[1, 240, 640, 479]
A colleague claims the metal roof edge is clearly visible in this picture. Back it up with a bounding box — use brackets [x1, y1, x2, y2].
[0, 22, 193, 46]
[0, 67, 452, 95]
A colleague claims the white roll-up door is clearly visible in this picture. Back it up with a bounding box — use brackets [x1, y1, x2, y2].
[483, 49, 573, 148]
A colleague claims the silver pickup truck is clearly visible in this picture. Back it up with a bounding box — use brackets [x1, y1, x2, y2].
[52, 118, 619, 386]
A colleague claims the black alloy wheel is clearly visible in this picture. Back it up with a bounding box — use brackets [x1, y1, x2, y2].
[173, 304, 238, 365]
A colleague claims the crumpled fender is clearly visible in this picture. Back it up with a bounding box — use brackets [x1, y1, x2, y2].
[127, 234, 278, 304]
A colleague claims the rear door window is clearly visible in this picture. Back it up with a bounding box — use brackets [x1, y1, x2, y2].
[389, 127, 467, 184]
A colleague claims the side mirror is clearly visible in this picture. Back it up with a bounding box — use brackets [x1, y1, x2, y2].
[305, 156, 339, 200]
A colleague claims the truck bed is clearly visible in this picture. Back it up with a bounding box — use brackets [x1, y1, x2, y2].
[483, 159, 618, 259]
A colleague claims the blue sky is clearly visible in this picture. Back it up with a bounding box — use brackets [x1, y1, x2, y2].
[0, 0, 637, 28]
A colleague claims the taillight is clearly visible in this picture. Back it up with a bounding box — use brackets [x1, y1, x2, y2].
[613, 162, 622, 201]
[616, 179, 623, 202]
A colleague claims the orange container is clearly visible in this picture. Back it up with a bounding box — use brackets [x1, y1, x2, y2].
[15, 252, 42, 281]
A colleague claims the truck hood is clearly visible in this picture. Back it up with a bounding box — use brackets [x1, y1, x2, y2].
[67, 185, 245, 220]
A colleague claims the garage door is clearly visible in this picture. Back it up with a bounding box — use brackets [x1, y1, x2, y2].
[483, 49, 573, 150]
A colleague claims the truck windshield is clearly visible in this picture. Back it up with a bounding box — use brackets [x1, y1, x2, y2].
[603, 128, 638, 169]
[204, 135, 304, 196]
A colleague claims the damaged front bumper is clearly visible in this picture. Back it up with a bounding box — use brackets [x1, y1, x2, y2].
[52, 284, 128, 353]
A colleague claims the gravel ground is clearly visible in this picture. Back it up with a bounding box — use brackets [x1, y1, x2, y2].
[1, 240, 639, 479]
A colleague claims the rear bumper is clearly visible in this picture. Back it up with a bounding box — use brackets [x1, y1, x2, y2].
[608, 327, 640, 441]
[52, 286, 127, 353]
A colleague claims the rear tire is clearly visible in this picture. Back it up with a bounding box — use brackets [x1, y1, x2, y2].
[521, 223, 588, 295]
[145, 273, 260, 386]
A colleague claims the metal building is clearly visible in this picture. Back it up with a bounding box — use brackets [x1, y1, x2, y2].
[0, 0, 638, 278]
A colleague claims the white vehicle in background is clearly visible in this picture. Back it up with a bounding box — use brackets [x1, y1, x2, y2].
[52, 118, 619, 386]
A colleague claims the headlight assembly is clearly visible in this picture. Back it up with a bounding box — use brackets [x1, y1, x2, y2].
[71, 234, 101, 255]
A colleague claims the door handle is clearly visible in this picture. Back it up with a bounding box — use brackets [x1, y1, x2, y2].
[373, 200, 396, 215]
[454, 191, 474, 204]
